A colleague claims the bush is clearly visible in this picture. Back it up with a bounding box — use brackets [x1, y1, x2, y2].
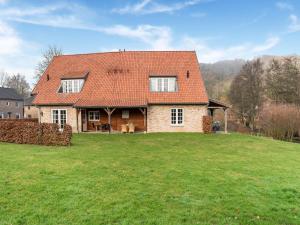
[258, 103, 300, 141]
[0, 120, 72, 146]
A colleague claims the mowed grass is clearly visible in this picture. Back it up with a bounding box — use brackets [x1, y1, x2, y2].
[0, 133, 300, 225]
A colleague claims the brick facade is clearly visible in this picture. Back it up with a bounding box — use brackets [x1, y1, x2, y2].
[24, 105, 39, 119]
[40, 105, 208, 133]
[39, 106, 81, 132]
[0, 100, 24, 119]
[147, 105, 207, 132]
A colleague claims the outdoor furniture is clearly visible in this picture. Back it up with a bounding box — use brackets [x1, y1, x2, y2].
[121, 124, 128, 133]
[128, 123, 135, 133]
[101, 123, 110, 132]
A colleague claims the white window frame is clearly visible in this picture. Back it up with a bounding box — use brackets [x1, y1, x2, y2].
[51, 109, 67, 130]
[122, 110, 130, 119]
[170, 108, 184, 126]
[150, 77, 177, 92]
[15, 113, 20, 119]
[0, 113, 4, 119]
[60, 79, 84, 93]
[88, 111, 100, 121]
[6, 101, 10, 106]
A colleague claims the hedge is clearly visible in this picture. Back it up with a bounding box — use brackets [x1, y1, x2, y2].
[203, 116, 212, 133]
[0, 120, 72, 146]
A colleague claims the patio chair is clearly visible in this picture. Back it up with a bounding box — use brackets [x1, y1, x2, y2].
[128, 123, 135, 133]
[121, 124, 128, 133]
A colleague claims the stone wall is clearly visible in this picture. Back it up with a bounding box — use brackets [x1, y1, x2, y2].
[0, 100, 24, 118]
[39, 106, 81, 132]
[24, 105, 39, 119]
[147, 105, 207, 132]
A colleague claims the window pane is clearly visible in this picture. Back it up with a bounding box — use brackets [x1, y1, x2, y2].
[52, 110, 59, 124]
[95, 111, 100, 120]
[177, 109, 183, 124]
[163, 78, 168, 92]
[150, 77, 177, 92]
[150, 78, 157, 91]
[171, 109, 177, 124]
[168, 78, 176, 92]
[122, 110, 129, 119]
[157, 78, 163, 92]
[60, 110, 67, 128]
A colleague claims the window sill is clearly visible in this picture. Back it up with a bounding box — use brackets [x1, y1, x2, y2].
[170, 124, 184, 127]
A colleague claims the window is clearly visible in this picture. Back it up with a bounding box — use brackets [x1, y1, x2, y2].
[16, 113, 20, 119]
[88, 111, 100, 121]
[150, 77, 177, 92]
[59, 79, 84, 93]
[171, 108, 184, 125]
[28, 106, 31, 110]
[6, 101, 9, 106]
[15, 102, 19, 107]
[27, 115, 32, 119]
[52, 109, 67, 129]
[0, 113, 3, 119]
[122, 110, 129, 119]
[7, 112, 11, 118]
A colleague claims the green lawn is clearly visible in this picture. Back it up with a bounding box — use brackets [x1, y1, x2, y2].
[0, 133, 300, 225]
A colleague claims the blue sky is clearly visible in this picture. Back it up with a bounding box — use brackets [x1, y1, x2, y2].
[0, 0, 299, 84]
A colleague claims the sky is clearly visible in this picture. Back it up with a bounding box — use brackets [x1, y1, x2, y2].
[0, 0, 300, 85]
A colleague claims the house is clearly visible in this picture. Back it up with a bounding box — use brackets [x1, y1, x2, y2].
[32, 51, 228, 133]
[24, 96, 39, 119]
[0, 87, 24, 119]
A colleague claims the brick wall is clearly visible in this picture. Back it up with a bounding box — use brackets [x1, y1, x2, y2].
[147, 105, 207, 132]
[24, 105, 39, 119]
[39, 106, 81, 132]
[0, 100, 24, 118]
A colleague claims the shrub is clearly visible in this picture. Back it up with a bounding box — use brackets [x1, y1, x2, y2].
[258, 103, 300, 141]
[0, 120, 72, 146]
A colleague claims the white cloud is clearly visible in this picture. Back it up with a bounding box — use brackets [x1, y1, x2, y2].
[0, 0, 9, 5]
[276, 2, 293, 11]
[181, 36, 280, 63]
[0, 20, 22, 55]
[289, 14, 300, 32]
[112, 0, 211, 15]
[0, 3, 173, 50]
[99, 25, 172, 50]
[252, 37, 280, 52]
[0, 20, 39, 85]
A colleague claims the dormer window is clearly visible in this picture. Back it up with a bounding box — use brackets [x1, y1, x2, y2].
[59, 79, 84, 93]
[150, 77, 177, 92]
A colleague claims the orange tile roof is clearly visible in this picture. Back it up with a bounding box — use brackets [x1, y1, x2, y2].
[32, 51, 208, 107]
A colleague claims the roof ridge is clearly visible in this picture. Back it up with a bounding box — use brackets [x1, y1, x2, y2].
[54, 50, 196, 58]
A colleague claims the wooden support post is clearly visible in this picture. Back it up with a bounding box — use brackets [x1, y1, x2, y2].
[224, 108, 228, 134]
[104, 108, 116, 133]
[139, 108, 147, 132]
[76, 108, 79, 133]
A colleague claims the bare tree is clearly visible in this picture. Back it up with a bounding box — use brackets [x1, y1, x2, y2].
[5, 74, 31, 97]
[35, 45, 63, 83]
[0, 70, 8, 87]
[229, 59, 264, 130]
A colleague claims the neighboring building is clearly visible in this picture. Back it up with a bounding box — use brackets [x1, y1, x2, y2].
[32, 51, 227, 133]
[24, 96, 39, 119]
[0, 87, 24, 119]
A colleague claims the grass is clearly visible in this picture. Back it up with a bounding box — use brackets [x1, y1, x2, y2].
[0, 133, 300, 225]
